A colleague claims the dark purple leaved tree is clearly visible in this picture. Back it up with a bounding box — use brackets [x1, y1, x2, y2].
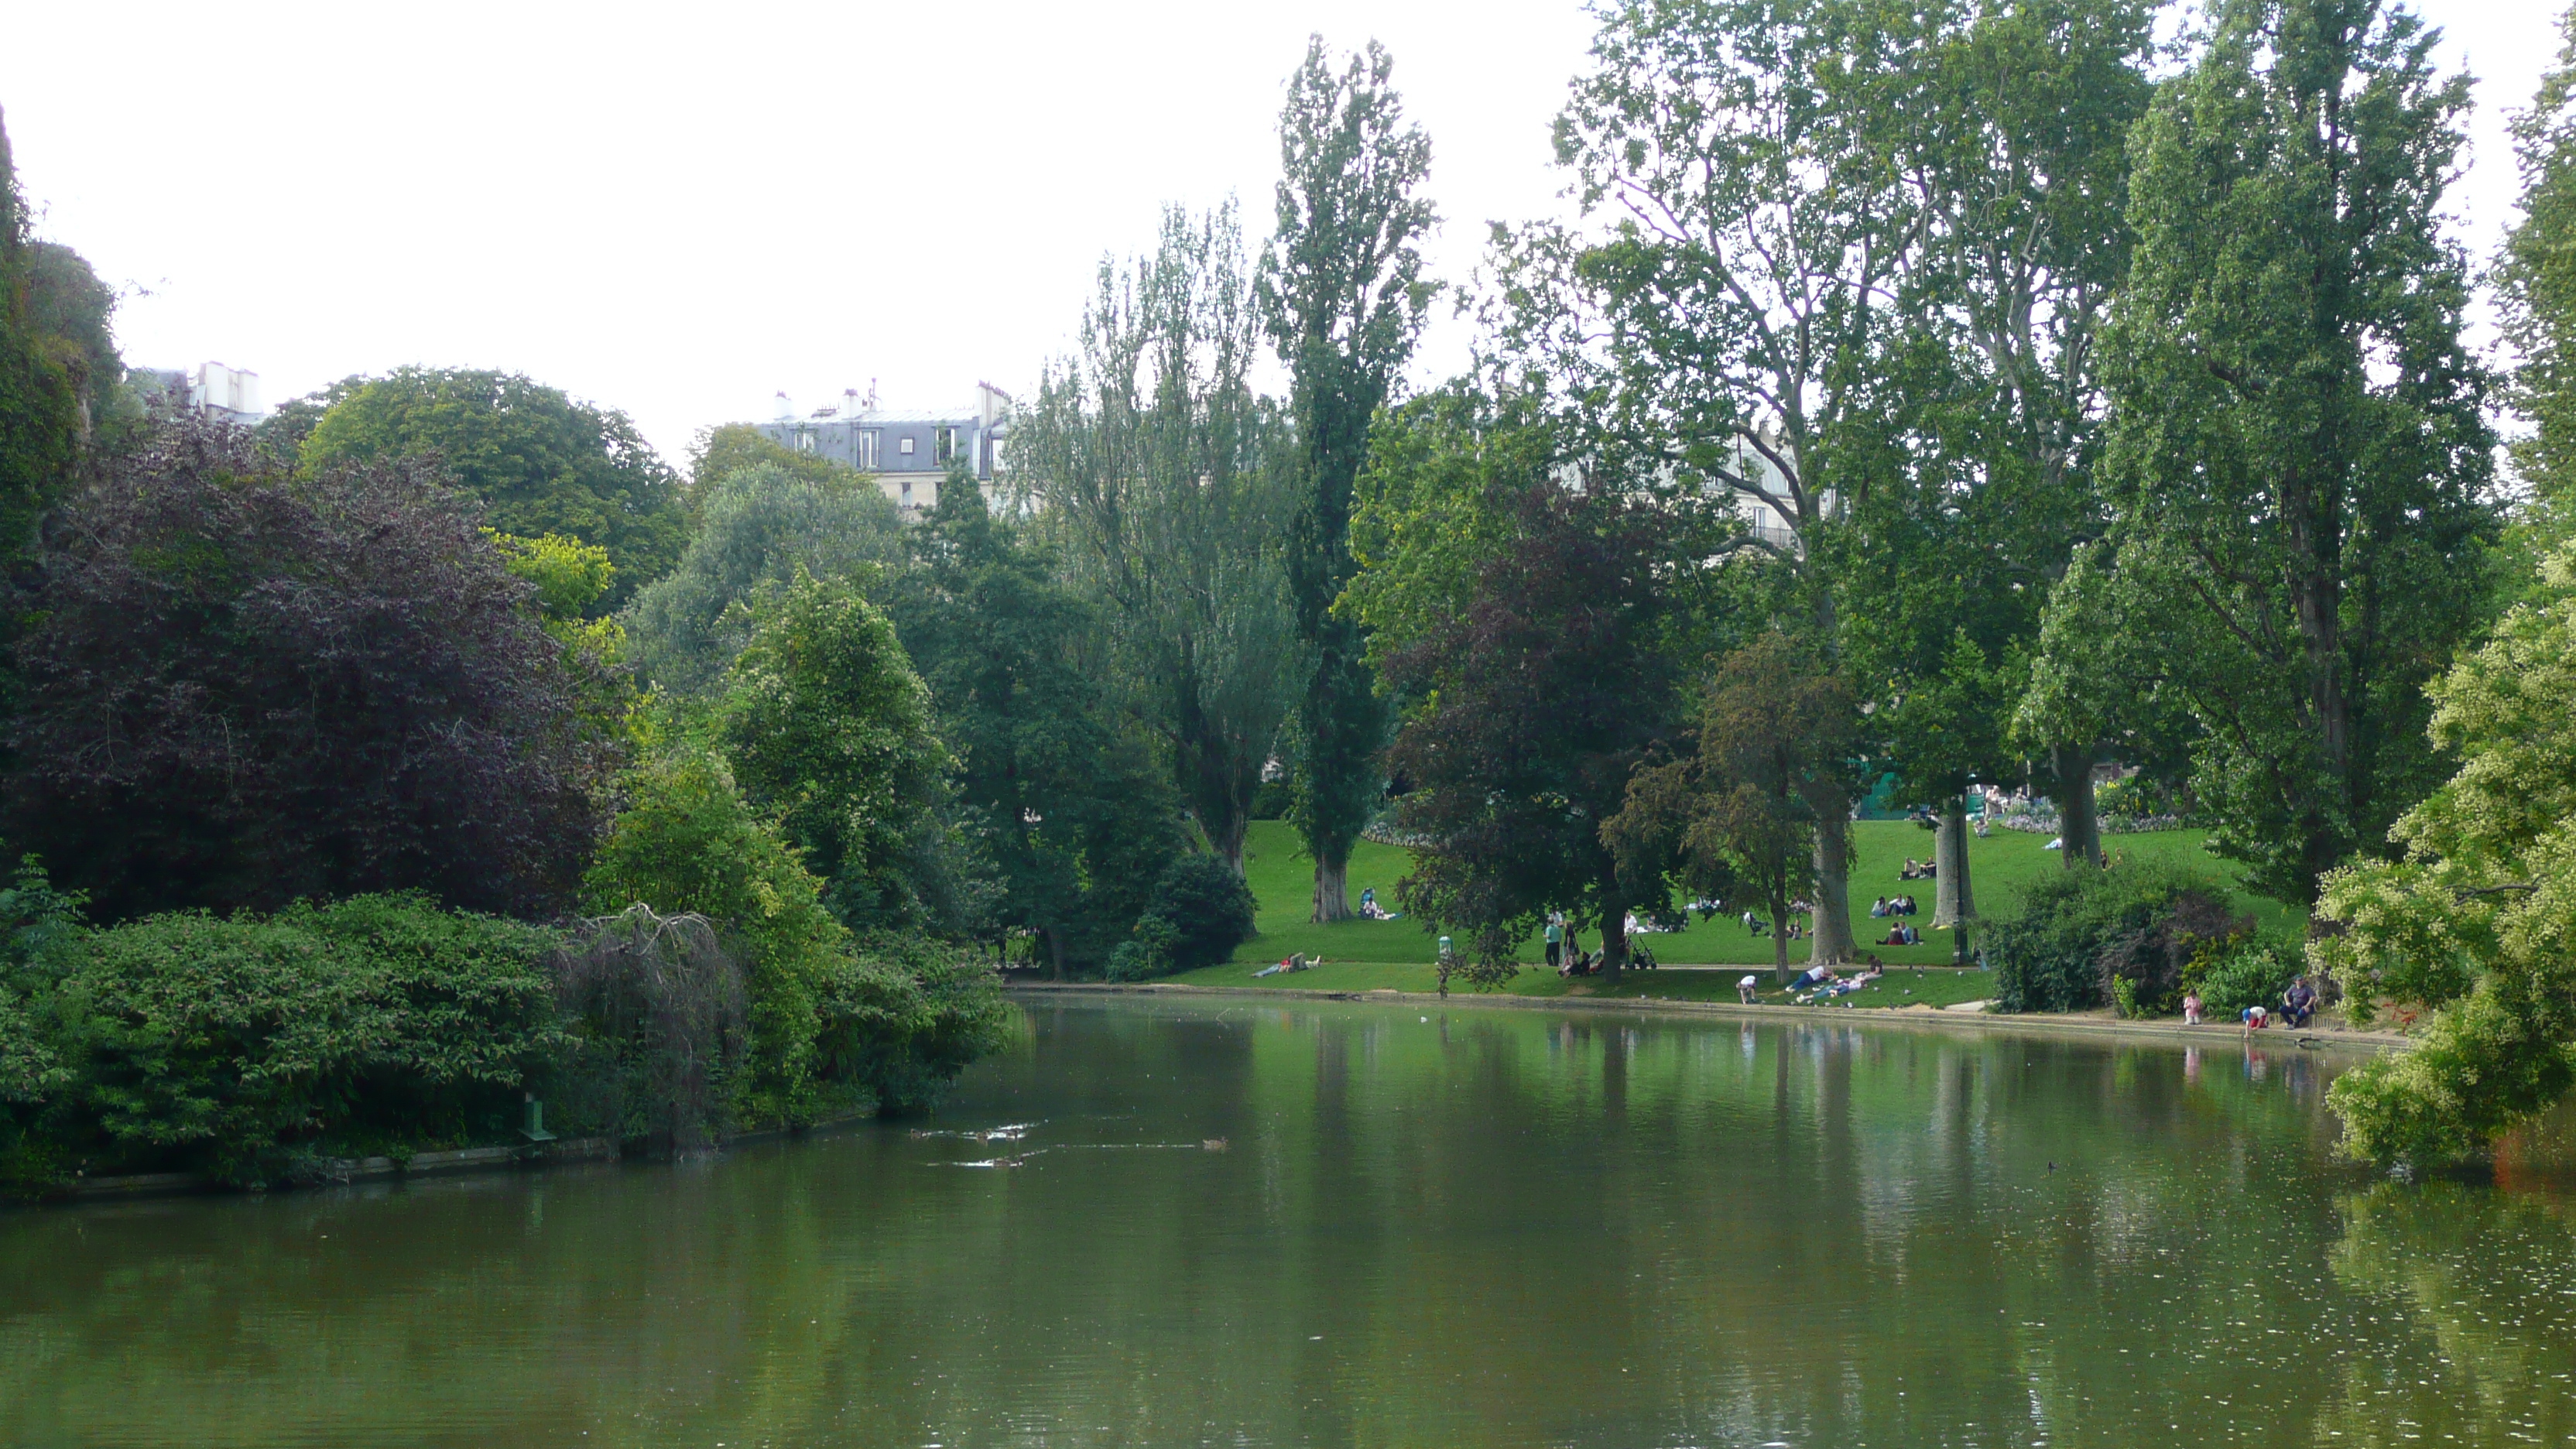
[5, 416, 623, 921]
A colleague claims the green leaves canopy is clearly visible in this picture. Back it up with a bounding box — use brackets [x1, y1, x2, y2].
[303, 367, 689, 609]
[718, 570, 958, 935]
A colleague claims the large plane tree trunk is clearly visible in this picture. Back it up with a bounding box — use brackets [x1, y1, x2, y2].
[1933, 796, 1975, 965]
[1310, 849, 1352, 923]
[1807, 820, 1858, 965]
[1772, 886, 1795, 985]
[2050, 745, 2102, 869]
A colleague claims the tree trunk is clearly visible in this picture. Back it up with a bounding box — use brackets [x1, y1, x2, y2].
[1212, 814, 1249, 878]
[1808, 820, 1858, 964]
[1310, 849, 1352, 923]
[1045, 925, 1067, 983]
[1599, 900, 1628, 985]
[1772, 886, 1794, 985]
[2051, 744, 2102, 868]
[1933, 798, 1974, 927]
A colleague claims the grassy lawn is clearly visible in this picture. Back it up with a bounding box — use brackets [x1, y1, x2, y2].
[1181, 818, 2301, 992]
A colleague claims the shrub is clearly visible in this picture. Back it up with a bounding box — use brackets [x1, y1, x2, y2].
[1989, 862, 2245, 1014]
[820, 933, 1012, 1114]
[2194, 934, 2305, 1019]
[1104, 913, 1184, 982]
[48, 895, 568, 1186]
[1142, 855, 1256, 973]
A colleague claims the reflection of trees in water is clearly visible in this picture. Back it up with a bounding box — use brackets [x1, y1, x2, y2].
[2319, 1181, 2576, 1447]
[2, 1005, 2530, 1448]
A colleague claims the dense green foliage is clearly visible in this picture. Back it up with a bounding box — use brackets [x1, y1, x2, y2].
[3, 890, 566, 1190]
[2315, 543, 2576, 1164]
[0, 108, 85, 560]
[1609, 636, 1858, 981]
[2081, 0, 2497, 906]
[1374, 452, 1701, 981]
[1988, 861, 2241, 1014]
[581, 747, 1007, 1127]
[1106, 855, 1257, 981]
[887, 478, 1184, 977]
[2502, 7, 2576, 530]
[719, 570, 972, 936]
[301, 367, 690, 608]
[685, 421, 868, 512]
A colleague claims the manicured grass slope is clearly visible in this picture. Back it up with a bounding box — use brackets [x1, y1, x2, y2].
[1185, 819, 2299, 986]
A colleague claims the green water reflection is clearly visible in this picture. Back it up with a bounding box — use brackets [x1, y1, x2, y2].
[5, 998, 2574, 1447]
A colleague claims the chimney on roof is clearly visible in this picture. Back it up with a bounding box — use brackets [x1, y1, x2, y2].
[773, 391, 794, 423]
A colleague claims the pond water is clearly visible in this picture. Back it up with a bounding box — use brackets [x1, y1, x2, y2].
[8, 996, 2576, 1448]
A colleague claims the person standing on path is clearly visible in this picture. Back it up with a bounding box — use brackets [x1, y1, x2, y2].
[1544, 913, 1564, 971]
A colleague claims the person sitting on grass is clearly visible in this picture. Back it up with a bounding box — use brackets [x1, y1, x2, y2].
[1870, 896, 1891, 918]
[2183, 989, 2204, 1026]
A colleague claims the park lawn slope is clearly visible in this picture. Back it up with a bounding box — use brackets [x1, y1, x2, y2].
[1198, 819, 2300, 979]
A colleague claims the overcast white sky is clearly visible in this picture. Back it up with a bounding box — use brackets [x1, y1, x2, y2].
[1, 0, 2561, 464]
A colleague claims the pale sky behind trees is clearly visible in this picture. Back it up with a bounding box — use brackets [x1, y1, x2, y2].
[0, 0, 2559, 463]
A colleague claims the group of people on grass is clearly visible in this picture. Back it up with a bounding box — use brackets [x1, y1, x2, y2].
[1741, 905, 1814, 940]
[1544, 911, 1658, 976]
[1898, 858, 1938, 880]
[1734, 964, 1886, 1004]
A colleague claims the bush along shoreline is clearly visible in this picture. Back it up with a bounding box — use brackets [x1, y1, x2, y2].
[0, 865, 1008, 1200]
[1985, 860, 2304, 1021]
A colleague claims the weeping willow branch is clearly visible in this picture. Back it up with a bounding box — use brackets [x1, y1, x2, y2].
[553, 904, 748, 1149]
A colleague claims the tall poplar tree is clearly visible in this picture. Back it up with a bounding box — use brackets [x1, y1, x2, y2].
[2091, 0, 2497, 906]
[2500, 2, 2576, 532]
[1259, 36, 1437, 922]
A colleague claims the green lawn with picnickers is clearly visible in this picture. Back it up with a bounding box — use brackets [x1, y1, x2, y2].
[1162, 818, 2300, 1002]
